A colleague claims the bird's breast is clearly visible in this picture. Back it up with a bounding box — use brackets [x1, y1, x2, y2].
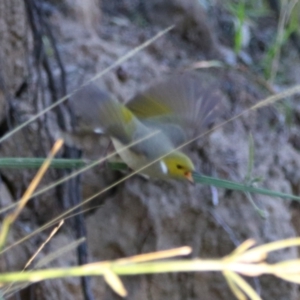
[111, 138, 146, 170]
[111, 138, 167, 178]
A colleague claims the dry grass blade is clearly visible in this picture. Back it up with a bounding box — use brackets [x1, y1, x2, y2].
[238, 238, 300, 263]
[2, 220, 64, 296]
[35, 237, 85, 268]
[12, 139, 63, 219]
[188, 60, 223, 70]
[276, 273, 300, 284]
[2, 237, 86, 298]
[227, 271, 262, 300]
[229, 240, 266, 264]
[269, 0, 299, 82]
[1, 238, 300, 300]
[274, 259, 300, 273]
[273, 259, 300, 283]
[103, 268, 127, 297]
[251, 85, 300, 110]
[0, 139, 64, 251]
[230, 239, 256, 258]
[24, 220, 64, 270]
[223, 270, 248, 300]
[117, 246, 192, 264]
[228, 262, 269, 277]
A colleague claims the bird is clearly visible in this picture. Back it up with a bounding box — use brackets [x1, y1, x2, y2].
[70, 72, 221, 183]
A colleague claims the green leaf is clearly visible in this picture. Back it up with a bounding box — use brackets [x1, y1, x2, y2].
[0, 158, 86, 169]
[193, 173, 300, 202]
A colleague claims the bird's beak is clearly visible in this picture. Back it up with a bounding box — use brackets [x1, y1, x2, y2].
[185, 171, 194, 184]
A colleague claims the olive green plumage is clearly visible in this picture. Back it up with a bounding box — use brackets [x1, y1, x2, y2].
[70, 73, 221, 182]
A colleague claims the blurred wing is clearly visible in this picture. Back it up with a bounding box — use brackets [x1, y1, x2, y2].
[70, 84, 138, 145]
[70, 84, 172, 159]
[126, 73, 222, 146]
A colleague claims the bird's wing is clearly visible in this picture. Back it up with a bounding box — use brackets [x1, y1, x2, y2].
[70, 83, 140, 145]
[126, 72, 222, 147]
[70, 84, 165, 159]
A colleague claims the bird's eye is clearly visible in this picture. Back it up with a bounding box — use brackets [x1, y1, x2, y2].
[177, 165, 184, 170]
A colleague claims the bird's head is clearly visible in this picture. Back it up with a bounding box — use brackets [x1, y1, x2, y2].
[161, 151, 196, 183]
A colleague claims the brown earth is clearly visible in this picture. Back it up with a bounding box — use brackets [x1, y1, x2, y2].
[1, 0, 300, 299]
